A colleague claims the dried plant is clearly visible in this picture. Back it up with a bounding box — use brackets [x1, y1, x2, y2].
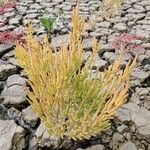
[15, 7, 136, 140]
[100, 0, 123, 18]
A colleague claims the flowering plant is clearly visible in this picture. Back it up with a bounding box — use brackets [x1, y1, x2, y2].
[110, 33, 145, 57]
[0, 31, 24, 44]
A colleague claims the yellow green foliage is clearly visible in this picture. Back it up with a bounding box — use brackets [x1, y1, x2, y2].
[15, 7, 135, 140]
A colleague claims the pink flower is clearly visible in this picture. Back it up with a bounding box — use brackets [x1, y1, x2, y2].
[110, 33, 145, 57]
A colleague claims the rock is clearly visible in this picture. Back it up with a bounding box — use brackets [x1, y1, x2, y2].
[0, 63, 18, 81]
[34, 123, 61, 148]
[110, 133, 125, 149]
[0, 44, 14, 57]
[93, 55, 108, 71]
[7, 74, 26, 87]
[120, 141, 137, 150]
[135, 87, 149, 96]
[103, 52, 116, 61]
[25, 13, 39, 19]
[117, 124, 128, 134]
[130, 79, 141, 87]
[83, 144, 104, 150]
[9, 17, 21, 25]
[0, 120, 26, 150]
[51, 34, 69, 49]
[113, 23, 127, 31]
[2, 51, 14, 60]
[116, 103, 150, 142]
[83, 51, 91, 61]
[97, 21, 110, 28]
[138, 54, 149, 63]
[132, 29, 150, 39]
[129, 94, 140, 105]
[83, 38, 92, 51]
[22, 106, 38, 127]
[1, 85, 26, 105]
[29, 3, 43, 10]
[131, 68, 150, 82]
[8, 58, 20, 67]
[4, 11, 16, 18]
[0, 81, 5, 93]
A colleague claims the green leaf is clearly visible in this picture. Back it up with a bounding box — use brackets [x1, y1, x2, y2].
[40, 17, 56, 31]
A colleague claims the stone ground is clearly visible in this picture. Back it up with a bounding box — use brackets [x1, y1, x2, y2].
[0, 0, 150, 150]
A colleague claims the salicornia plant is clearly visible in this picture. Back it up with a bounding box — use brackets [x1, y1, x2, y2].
[15, 6, 136, 141]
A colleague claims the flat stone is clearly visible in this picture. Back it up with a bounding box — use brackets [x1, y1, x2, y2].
[0, 63, 18, 81]
[34, 123, 61, 148]
[133, 4, 145, 12]
[133, 29, 150, 38]
[127, 8, 144, 13]
[138, 54, 149, 63]
[135, 87, 149, 96]
[114, 23, 127, 31]
[116, 103, 150, 142]
[126, 13, 145, 21]
[110, 133, 125, 149]
[1, 85, 26, 105]
[138, 0, 150, 6]
[0, 81, 5, 92]
[0, 120, 25, 150]
[83, 51, 91, 61]
[131, 68, 149, 82]
[22, 106, 38, 127]
[9, 17, 21, 25]
[97, 21, 110, 28]
[93, 55, 108, 71]
[29, 3, 43, 9]
[0, 44, 14, 57]
[7, 74, 26, 87]
[4, 11, 16, 18]
[51, 34, 69, 49]
[25, 13, 39, 19]
[83, 144, 104, 150]
[83, 38, 92, 51]
[8, 58, 20, 66]
[129, 94, 140, 105]
[2, 51, 14, 60]
[117, 125, 128, 134]
[120, 141, 137, 150]
[130, 79, 141, 87]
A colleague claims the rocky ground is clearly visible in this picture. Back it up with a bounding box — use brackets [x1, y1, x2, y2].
[0, 0, 150, 150]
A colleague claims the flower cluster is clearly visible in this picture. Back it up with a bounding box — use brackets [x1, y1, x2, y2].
[110, 33, 145, 57]
[0, 31, 24, 44]
[0, 2, 17, 15]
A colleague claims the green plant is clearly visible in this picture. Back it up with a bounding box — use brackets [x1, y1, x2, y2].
[40, 16, 57, 42]
[40, 16, 56, 32]
[15, 7, 136, 140]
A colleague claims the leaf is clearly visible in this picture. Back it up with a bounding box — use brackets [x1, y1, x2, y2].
[40, 17, 56, 31]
